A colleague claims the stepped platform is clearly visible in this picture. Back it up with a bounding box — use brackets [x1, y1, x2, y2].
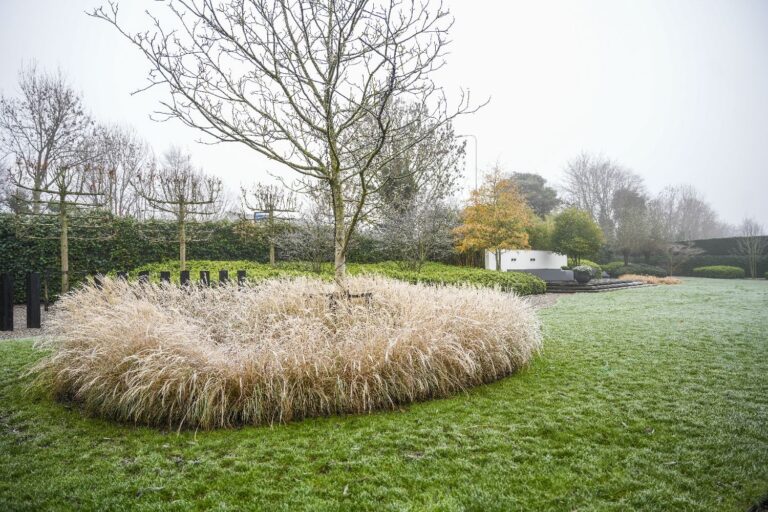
[545, 278, 650, 294]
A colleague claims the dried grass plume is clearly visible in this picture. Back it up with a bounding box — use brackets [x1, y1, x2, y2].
[619, 274, 682, 285]
[32, 277, 542, 429]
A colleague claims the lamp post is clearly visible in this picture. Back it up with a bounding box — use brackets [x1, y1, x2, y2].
[457, 134, 478, 190]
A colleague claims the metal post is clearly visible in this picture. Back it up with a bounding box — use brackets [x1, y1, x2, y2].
[138, 271, 150, 284]
[199, 271, 210, 287]
[180, 270, 190, 286]
[219, 269, 229, 285]
[0, 273, 13, 332]
[237, 270, 246, 286]
[117, 271, 128, 281]
[160, 271, 171, 284]
[26, 272, 41, 329]
[93, 272, 103, 289]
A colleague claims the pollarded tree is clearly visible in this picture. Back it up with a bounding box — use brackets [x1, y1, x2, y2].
[0, 64, 93, 214]
[95, 124, 152, 218]
[136, 147, 223, 271]
[241, 183, 297, 266]
[455, 169, 533, 271]
[91, 0, 477, 293]
[551, 207, 604, 265]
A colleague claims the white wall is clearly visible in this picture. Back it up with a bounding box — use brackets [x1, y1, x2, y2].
[485, 250, 567, 271]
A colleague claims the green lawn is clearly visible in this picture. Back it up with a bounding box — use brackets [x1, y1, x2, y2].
[1, 278, 766, 511]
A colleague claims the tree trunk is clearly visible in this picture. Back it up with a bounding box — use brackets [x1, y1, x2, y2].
[179, 206, 187, 271]
[495, 249, 502, 272]
[623, 251, 630, 266]
[330, 180, 348, 294]
[268, 209, 276, 266]
[59, 202, 69, 294]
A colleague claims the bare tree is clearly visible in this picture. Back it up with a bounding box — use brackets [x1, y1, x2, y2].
[659, 242, 704, 277]
[241, 182, 297, 265]
[9, 135, 110, 293]
[611, 188, 648, 265]
[91, 0, 478, 293]
[561, 152, 644, 240]
[136, 147, 223, 270]
[0, 64, 92, 214]
[735, 218, 767, 278]
[95, 124, 151, 217]
[648, 185, 731, 242]
[280, 191, 335, 273]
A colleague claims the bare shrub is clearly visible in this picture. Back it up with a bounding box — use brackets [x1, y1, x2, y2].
[31, 277, 541, 429]
[618, 274, 682, 285]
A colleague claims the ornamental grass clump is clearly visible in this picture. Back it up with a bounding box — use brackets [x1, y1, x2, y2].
[618, 274, 682, 285]
[31, 277, 541, 429]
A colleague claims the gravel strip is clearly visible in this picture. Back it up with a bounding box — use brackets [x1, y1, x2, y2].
[0, 305, 53, 340]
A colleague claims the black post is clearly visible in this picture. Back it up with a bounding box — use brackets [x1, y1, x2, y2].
[92, 272, 103, 289]
[117, 271, 128, 281]
[0, 273, 13, 332]
[199, 271, 210, 287]
[43, 269, 49, 312]
[138, 271, 150, 284]
[160, 271, 171, 284]
[180, 270, 190, 286]
[26, 272, 41, 329]
[219, 269, 229, 285]
[237, 270, 246, 286]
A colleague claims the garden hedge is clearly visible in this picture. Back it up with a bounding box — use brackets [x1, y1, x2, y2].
[691, 266, 746, 279]
[132, 260, 547, 296]
[602, 262, 668, 278]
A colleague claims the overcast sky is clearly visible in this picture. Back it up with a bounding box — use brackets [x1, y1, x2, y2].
[1, 0, 766, 225]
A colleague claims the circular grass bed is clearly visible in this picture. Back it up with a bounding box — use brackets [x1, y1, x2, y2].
[32, 277, 542, 429]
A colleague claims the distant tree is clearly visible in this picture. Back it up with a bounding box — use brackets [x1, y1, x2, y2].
[455, 169, 533, 271]
[92, 0, 478, 294]
[508, 172, 560, 217]
[526, 216, 555, 251]
[136, 147, 223, 271]
[242, 183, 297, 266]
[376, 198, 458, 271]
[551, 208, 604, 265]
[648, 185, 732, 242]
[280, 192, 335, 273]
[561, 152, 644, 240]
[659, 242, 704, 276]
[95, 124, 151, 218]
[735, 218, 767, 278]
[611, 188, 648, 265]
[0, 64, 93, 214]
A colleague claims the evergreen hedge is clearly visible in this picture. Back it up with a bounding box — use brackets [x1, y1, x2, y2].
[691, 266, 746, 279]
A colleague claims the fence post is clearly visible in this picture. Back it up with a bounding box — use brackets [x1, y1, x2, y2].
[180, 270, 190, 286]
[117, 271, 128, 281]
[199, 271, 210, 287]
[219, 270, 229, 285]
[26, 272, 41, 329]
[237, 270, 246, 286]
[138, 271, 150, 284]
[92, 272, 103, 289]
[160, 271, 171, 284]
[0, 273, 12, 331]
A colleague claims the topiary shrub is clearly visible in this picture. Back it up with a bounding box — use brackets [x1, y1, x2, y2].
[567, 258, 602, 273]
[692, 266, 746, 279]
[603, 262, 667, 278]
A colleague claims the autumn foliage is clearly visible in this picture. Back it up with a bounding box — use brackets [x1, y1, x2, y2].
[455, 169, 533, 269]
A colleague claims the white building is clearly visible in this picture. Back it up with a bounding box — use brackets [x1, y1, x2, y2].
[485, 250, 567, 272]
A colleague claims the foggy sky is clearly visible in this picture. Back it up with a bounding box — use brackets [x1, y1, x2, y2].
[1, 0, 766, 225]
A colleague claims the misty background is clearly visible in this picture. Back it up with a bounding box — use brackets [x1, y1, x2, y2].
[1, 0, 766, 225]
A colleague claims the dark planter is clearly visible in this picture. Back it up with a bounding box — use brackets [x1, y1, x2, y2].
[573, 270, 592, 284]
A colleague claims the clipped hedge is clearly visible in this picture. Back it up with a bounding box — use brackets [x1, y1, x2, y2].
[692, 266, 746, 279]
[132, 260, 547, 296]
[603, 262, 667, 278]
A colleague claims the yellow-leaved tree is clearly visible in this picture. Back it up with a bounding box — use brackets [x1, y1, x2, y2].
[455, 169, 533, 271]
